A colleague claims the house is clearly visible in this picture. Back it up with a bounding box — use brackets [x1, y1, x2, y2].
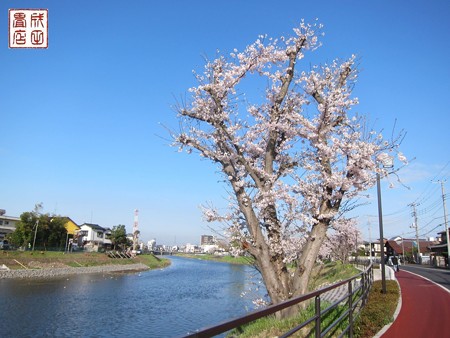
[385, 237, 435, 263]
[76, 223, 112, 252]
[429, 229, 450, 267]
[58, 217, 80, 251]
[0, 209, 20, 240]
[50, 217, 80, 250]
[62, 217, 80, 236]
[364, 239, 385, 258]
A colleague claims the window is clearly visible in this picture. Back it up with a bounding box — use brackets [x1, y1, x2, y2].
[97, 232, 104, 238]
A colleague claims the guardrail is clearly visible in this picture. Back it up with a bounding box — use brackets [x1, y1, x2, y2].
[184, 262, 373, 338]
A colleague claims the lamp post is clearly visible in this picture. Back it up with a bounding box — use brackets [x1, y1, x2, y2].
[376, 156, 394, 294]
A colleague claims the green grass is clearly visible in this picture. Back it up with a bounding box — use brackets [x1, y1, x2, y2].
[229, 299, 351, 337]
[228, 261, 361, 337]
[137, 254, 171, 269]
[309, 261, 360, 291]
[0, 250, 170, 270]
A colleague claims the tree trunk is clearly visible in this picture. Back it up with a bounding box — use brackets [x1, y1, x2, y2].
[293, 221, 329, 297]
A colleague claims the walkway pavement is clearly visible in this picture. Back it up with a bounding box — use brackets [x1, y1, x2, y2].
[320, 266, 396, 304]
[377, 268, 450, 337]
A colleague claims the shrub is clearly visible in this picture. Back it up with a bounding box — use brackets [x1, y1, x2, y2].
[354, 280, 399, 337]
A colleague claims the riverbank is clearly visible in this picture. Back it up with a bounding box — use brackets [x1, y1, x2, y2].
[0, 263, 150, 279]
[176, 253, 254, 265]
[0, 251, 170, 279]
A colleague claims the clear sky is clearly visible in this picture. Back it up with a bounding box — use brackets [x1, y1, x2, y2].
[2, 0, 450, 246]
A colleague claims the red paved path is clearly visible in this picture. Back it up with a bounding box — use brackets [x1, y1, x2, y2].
[382, 270, 450, 337]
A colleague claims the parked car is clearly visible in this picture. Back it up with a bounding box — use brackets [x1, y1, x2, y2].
[0, 240, 10, 250]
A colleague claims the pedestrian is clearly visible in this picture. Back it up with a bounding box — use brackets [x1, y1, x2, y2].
[392, 255, 399, 272]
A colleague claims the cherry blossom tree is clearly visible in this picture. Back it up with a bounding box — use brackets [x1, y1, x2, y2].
[323, 218, 362, 263]
[172, 21, 406, 314]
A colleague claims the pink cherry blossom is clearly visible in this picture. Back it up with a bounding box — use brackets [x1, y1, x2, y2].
[171, 21, 406, 310]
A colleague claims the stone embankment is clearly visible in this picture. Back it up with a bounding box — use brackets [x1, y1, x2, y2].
[0, 263, 149, 279]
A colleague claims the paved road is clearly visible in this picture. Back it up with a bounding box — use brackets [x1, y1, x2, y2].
[381, 268, 450, 338]
[400, 264, 450, 291]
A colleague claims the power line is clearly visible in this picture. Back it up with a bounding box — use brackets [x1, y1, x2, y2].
[413, 160, 450, 206]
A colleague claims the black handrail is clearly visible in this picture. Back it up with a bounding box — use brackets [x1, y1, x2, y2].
[183, 262, 373, 338]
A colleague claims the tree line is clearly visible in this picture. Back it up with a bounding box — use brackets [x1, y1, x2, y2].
[7, 204, 130, 251]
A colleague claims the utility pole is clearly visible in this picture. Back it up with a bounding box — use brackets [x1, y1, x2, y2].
[368, 221, 373, 262]
[376, 156, 393, 294]
[438, 180, 450, 268]
[32, 219, 39, 252]
[409, 203, 421, 263]
[401, 233, 405, 260]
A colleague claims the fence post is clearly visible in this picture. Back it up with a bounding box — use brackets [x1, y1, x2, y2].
[370, 263, 374, 285]
[315, 295, 321, 338]
[361, 270, 367, 306]
[348, 280, 353, 338]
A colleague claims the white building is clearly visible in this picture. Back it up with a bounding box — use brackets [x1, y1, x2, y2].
[202, 244, 219, 254]
[147, 239, 156, 251]
[185, 243, 198, 253]
[0, 209, 20, 240]
[77, 223, 111, 251]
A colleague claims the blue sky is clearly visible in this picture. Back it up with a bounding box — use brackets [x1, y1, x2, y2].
[1, 0, 450, 245]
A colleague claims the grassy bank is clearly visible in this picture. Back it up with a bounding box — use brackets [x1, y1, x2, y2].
[0, 250, 170, 270]
[309, 261, 360, 291]
[176, 253, 255, 265]
[227, 261, 360, 337]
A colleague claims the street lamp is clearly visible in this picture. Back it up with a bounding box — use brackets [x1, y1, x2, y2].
[376, 156, 394, 294]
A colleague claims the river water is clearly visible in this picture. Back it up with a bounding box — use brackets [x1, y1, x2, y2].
[0, 256, 266, 337]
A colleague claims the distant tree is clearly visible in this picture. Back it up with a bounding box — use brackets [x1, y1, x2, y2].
[110, 224, 128, 250]
[9, 204, 67, 250]
[7, 214, 32, 248]
[171, 20, 406, 316]
[41, 216, 67, 249]
[9, 204, 43, 248]
[323, 219, 361, 263]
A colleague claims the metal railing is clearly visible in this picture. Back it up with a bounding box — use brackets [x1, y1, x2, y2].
[183, 262, 373, 338]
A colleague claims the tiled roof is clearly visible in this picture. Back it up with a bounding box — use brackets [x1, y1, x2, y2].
[386, 240, 435, 254]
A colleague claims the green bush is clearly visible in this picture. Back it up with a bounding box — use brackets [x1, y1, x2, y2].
[353, 280, 399, 337]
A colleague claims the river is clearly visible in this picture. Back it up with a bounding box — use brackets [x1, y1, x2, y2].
[0, 256, 266, 337]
